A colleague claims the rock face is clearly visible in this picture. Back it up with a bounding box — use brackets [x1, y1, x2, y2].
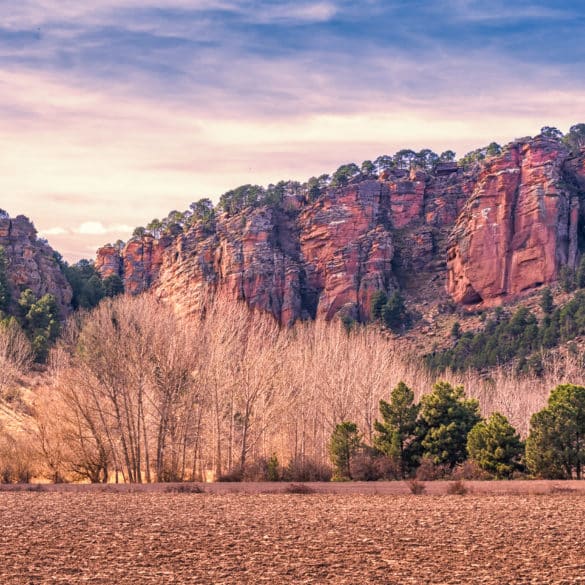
[298, 180, 394, 321]
[447, 137, 582, 304]
[0, 214, 72, 316]
[99, 183, 398, 324]
[95, 136, 585, 321]
[94, 244, 122, 279]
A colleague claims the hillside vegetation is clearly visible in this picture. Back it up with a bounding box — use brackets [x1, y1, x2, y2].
[1, 295, 584, 484]
[1, 124, 585, 483]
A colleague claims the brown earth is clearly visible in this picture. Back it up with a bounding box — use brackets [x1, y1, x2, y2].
[1, 482, 585, 584]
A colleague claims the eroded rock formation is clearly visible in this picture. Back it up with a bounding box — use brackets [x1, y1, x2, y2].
[95, 136, 585, 321]
[0, 214, 72, 316]
[447, 137, 582, 304]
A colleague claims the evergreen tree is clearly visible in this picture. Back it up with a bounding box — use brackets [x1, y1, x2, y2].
[361, 160, 375, 175]
[329, 421, 361, 481]
[0, 245, 10, 314]
[559, 266, 575, 293]
[576, 256, 585, 289]
[340, 314, 355, 334]
[370, 290, 388, 321]
[331, 163, 360, 188]
[381, 291, 410, 332]
[540, 126, 564, 140]
[189, 198, 216, 228]
[425, 294, 585, 373]
[418, 382, 481, 469]
[103, 274, 124, 298]
[439, 150, 456, 162]
[84, 275, 105, 307]
[219, 184, 265, 215]
[18, 290, 60, 362]
[374, 155, 394, 174]
[525, 384, 585, 479]
[373, 382, 420, 477]
[393, 149, 417, 170]
[306, 176, 323, 201]
[563, 123, 585, 154]
[540, 287, 554, 314]
[486, 142, 502, 157]
[63, 260, 106, 310]
[266, 453, 280, 481]
[466, 413, 523, 478]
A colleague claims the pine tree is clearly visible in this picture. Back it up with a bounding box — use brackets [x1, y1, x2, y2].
[418, 381, 481, 469]
[559, 266, 576, 293]
[103, 274, 124, 298]
[540, 287, 554, 314]
[525, 384, 585, 479]
[467, 413, 523, 478]
[329, 422, 361, 481]
[0, 246, 10, 314]
[18, 290, 60, 362]
[381, 291, 410, 332]
[577, 256, 585, 289]
[370, 290, 388, 321]
[373, 382, 420, 477]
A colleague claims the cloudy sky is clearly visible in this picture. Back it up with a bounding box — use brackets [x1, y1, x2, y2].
[1, 0, 584, 260]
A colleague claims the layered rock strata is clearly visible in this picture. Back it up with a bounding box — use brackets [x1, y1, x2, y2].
[96, 137, 585, 321]
[447, 137, 582, 304]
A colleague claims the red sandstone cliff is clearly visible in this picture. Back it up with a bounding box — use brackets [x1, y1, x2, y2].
[447, 137, 582, 304]
[95, 136, 585, 321]
[0, 214, 72, 316]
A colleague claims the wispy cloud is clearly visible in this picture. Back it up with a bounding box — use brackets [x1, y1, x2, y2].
[1, 0, 584, 261]
[39, 226, 68, 236]
[73, 221, 135, 235]
[443, 0, 575, 22]
[242, 2, 338, 24]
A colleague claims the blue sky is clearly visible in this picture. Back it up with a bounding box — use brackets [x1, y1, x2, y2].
[1, 0, 584, 259]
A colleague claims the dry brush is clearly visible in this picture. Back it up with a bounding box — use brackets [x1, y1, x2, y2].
[19, 294, 584, 482]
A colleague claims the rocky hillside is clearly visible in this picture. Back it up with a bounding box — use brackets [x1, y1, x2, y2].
[95, 134, 585, 325]
[0, 214, 72, 317]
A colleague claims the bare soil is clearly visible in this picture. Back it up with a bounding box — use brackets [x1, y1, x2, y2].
[1, 482, 585, 584]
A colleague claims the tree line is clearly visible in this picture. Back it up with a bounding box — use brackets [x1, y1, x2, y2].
[126, 124, 585, 246]
[426, 283, 585, 375]
[1, 294, 584, 484]
[129, 147, 456, 236]
[329, 380, 585, 481]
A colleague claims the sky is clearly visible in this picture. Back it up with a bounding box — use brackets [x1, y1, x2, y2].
[1, 0, 584, 261]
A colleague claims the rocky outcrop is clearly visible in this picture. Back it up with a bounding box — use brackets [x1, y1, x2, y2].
[298, 180, 394, 321]
[94, 244, 122, 279]
[447, 137, 581, 304]
[0, 214, 72, 316]
[155, 208, 305, 324]
[95, 135, 585, 321]
[98, 183, 397, 324]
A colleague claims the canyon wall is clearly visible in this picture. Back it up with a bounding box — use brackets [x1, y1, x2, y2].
[96, 136, 585, 321]
[447, 137, 582, 304]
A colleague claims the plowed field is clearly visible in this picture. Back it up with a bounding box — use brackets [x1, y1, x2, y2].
[1, 483, 585, 584]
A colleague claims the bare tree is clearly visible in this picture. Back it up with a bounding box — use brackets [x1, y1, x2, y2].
[31, 292, 585, 484]
[0, 319, 32, 397]
[47, 295, 203, 482]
